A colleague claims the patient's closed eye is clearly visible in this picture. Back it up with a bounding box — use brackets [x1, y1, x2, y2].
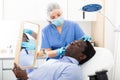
[77, 43, 81, 47]
[70, 42, 74, 45]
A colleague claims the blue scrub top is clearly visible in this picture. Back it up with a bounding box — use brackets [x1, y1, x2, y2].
[41, 20, 85, 50]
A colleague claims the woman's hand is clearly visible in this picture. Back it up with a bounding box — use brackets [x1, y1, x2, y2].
[56, 47, 66, 56]
[80, 35, 92, 41]
[37, 48, 66, 58]
[36, 50, 45, 57]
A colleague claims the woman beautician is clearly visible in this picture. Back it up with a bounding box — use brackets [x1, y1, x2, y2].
[38, 2, 91, 58]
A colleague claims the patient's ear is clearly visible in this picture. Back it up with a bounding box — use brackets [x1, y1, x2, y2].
[79, 54, 87, 61]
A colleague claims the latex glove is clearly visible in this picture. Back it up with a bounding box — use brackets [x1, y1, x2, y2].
[23, 29, 33, 35]
[80, 35, 92, 41]
[56, 47, 66, 56]
[21, 41, 36, 50]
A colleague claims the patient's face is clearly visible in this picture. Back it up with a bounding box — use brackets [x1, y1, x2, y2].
[22, 34, 28, 42]
[65, 40, 96, 64]
[65, 40, 87, 62]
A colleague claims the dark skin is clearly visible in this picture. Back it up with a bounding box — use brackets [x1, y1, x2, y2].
[21, 33, 29, 53]
[12, 63, 28, 80]
[65, 40, 87, 63]
[22, 33, 28, 42]
[12, 40, 95, 80]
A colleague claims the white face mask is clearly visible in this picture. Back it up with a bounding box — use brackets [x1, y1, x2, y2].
[50, 17, 64, 26]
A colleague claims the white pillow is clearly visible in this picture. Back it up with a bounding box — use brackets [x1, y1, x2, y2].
[81, 47, 114, 80]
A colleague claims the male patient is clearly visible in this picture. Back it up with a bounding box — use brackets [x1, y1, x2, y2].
[12, 40, 96, 80]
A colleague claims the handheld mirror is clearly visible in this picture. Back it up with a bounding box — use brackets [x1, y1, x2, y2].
[14, 21, 40, 69]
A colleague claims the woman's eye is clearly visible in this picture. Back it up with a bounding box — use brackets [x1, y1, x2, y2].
[57, 14, 61, 17]
[50, 16, 55, 19]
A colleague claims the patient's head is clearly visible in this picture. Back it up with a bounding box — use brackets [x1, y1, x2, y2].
[65, 40, 96, 65]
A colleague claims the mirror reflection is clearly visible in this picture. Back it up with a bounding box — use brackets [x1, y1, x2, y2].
[15, 21, 40, 69]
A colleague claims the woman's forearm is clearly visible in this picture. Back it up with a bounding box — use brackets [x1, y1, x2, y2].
[37, 48, 58, 58]
[45, 49, 58, 57]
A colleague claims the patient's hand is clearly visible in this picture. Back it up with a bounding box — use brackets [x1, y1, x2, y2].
[12, 63, 28, 80]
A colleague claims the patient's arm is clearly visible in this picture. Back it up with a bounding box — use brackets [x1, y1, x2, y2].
[12, 63, 28, 80]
